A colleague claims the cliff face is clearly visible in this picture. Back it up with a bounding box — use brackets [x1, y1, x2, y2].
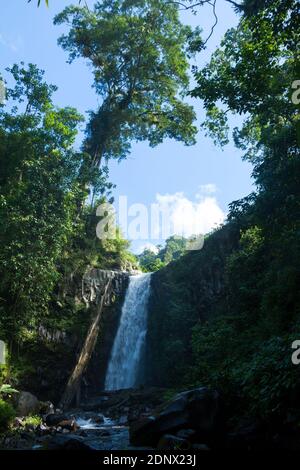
[82, 269, 129, 396]
[16, 269, 129, 404]
[145, 225, 239, 387]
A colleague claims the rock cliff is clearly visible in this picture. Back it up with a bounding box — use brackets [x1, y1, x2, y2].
[16, 269, 130, 404]
[145, 224, 239, 387]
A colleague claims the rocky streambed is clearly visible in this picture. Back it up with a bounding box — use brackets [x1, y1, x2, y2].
[0, 387, 167, 451]
[2, 386, 300, 451]
[0, 413, 129, 451]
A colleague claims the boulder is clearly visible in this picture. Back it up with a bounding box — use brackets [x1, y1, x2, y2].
[130, 387, 220, 447]
[157, 434, 189, 450]
[192, 443, 210, 450]
[43, 435, 95, 450]
[118, 415, 128, 425]
[45, 413, 69, 427]
[57, 419, 79, 431]
[17, 391, 40, 417]
[39, 401, 54, 416]
[176, 429, 196, 440]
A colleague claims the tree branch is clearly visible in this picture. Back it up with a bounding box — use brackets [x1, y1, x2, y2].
[169, 0, 243, 12]
[202, 0, 218, 48]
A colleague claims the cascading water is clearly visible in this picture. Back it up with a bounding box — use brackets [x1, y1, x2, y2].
[105, 273, 151, 390]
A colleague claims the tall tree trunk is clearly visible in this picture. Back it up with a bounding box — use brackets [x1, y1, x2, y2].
[59, 279, 111, 410]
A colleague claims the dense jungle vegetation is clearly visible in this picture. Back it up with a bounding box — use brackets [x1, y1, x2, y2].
[0, 0, 299, 432]
[146, 0, 300, 424]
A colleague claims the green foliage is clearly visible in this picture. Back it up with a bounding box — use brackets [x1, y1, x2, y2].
[190, 319, 300, 419]
[0, 399, 15, 432]
[57, 201, 139, 284]
[234, 336, 300, 418]
[9, 0, 300, 429]
[0, 63, 128, 346]
[54, 0, 199, 167]
[147, 225, 238, 386]
[147, 0, 300, 426]
[0, 384, 18, 397]
[0, 64, 85, 342]
[22, 415, 42, 427]
[138, 249, 163, 272]
[138, 236, 189, 272]
[191, 0, 299, 162]
[160, 236, 189, 264]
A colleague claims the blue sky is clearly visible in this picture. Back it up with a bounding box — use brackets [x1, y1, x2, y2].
[1, 0, 253, 253]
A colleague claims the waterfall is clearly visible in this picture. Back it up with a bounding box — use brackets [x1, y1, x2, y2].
[105, 273, 152, 391]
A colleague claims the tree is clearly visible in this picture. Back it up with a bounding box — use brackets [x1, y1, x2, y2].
[160, 235, 188, 264]
[0, 64, 85, 342]
[138, 248, 164, 272]
[191, 0, 299, 231]
[138, 236, 188, 271]
[185, 0, 300, 415]
[54, 0, 199, 173]
[191, 0, 299, 152]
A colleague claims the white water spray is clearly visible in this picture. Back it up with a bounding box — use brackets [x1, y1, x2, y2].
[105, 273, 151, 390]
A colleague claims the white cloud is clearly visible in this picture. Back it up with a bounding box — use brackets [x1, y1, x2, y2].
[113, 185, 226, 252]
[154, 189, 225, 239]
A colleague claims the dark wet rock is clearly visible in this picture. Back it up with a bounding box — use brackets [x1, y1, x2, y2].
[118, 415, 128, 425]
[83, 269, 130, 394]
[82, 387, 166, 418]
[45, 413, 69, 426]
[16, 391, 40, 417]
[78, 411, 104, 423]
[157, 434, 190, 450]
[130, 387, 220, 447]
[57, 419, 79, 431]
[192, 443, 210, 450]
[42, 434, 95, 450]
[39, 401, 54, 416]
[176, 429, 196, 440]
[1, 387, 222, 451]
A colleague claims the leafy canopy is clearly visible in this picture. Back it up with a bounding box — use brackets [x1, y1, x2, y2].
[0, 64, 84, 340]
[54, 0, 199, 166]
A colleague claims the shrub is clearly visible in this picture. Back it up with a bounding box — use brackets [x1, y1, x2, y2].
[231, 336, 300, 419]
[23, 415, 42, 428]
[190, 316, 300, 421]
[0, 399, 15, 432]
